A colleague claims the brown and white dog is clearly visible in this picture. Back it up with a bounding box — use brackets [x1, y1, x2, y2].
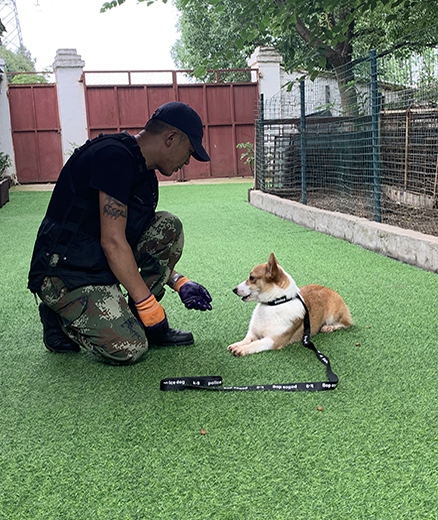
[227, 253, 353, 356]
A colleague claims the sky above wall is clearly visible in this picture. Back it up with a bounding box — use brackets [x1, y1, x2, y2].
[14, 0, 180, 71]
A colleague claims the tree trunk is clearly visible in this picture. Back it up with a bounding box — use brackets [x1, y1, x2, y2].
[333, 59, 360, 118]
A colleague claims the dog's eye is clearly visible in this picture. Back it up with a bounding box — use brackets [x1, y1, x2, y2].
[249, 275, 255, 282]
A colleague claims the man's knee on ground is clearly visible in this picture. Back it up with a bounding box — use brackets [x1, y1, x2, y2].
[70, 314, 148, 365]
[99, 344, 147, 365]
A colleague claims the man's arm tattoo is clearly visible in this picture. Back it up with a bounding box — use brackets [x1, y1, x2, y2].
[103, 195, 127, 219]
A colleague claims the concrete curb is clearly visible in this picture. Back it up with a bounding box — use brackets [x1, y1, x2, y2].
[249, 190, 438, 273]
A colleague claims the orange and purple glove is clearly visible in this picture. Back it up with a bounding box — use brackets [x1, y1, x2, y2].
[172, 275, 212, 311]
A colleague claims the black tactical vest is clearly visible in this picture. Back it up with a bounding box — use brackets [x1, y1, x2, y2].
[28, 132, 158, 293]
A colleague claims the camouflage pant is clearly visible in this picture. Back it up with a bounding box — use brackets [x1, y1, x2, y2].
[38, 211, 184, 364]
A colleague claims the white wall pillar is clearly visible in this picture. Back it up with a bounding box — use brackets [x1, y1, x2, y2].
[0, 58, 16, 181]
[248, 46, 283, 99]
[53, 49, 88, 161]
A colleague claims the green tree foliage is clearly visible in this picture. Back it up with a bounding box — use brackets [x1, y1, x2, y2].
[0, 19, 6, 43]
[170, 0, 272, 80]
[101, 0, 438, 113]
[353, 1, 438, 58]
[0, 45, 48, 83]
[10, 73, 48, 84]
[0, 45, 36, 73]
[0, 151, 11, 178]
[101, 0, 438, 71]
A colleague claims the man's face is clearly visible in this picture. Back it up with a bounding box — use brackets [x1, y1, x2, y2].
[158, 132, 195, 177]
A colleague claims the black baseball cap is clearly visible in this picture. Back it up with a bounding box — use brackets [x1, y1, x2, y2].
[150, 101, 210, 162]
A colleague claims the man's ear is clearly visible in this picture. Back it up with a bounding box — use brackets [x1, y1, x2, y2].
[164, 129, 179, 148]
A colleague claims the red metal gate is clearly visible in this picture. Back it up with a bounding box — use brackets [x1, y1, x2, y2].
[8, 84, 63, 183]
[9, 71, 258, 183]
[83, 70, 258, 181]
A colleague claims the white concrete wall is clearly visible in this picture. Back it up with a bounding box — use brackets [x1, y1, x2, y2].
[53, 49, 88, 161]
[248, 47, 283, 100]
[250, 190, 438, 273]
[0, 58, 16, 181]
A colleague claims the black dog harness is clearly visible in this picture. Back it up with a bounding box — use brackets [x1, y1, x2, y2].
[160, 294, 339, 392]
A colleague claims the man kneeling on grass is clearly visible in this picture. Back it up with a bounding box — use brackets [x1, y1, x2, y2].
[27, 102, 212, 365]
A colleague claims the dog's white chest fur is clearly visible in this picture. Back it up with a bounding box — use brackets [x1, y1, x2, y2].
[249, 298, 304, 339]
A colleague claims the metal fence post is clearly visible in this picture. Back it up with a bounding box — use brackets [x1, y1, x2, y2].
[370, 49, 381, 222]
[255, 93, 265, 191]
[300, 79, 307, 205]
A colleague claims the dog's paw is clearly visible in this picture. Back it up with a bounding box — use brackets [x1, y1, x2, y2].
[227, 344, 250, 356]
[321, 324, 335, 333]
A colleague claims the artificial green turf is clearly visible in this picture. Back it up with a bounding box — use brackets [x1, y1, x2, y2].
[1, 183, 437, 519]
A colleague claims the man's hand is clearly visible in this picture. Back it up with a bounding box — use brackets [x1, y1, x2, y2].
[173, 276, 212, 311]
[135, 294, 168, 329]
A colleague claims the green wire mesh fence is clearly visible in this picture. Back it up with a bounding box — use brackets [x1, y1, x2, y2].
[255, 49, 438, 237]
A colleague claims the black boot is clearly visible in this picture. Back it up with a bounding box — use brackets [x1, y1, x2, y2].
[38, 303, 81, 353]
[146, 326, 194, 347]
[128, 297, 194, 347]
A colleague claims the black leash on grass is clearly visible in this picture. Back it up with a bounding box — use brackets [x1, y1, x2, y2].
[160, 295, 339, 392]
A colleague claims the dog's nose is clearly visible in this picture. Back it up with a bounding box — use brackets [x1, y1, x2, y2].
[232, 287, 238, 294]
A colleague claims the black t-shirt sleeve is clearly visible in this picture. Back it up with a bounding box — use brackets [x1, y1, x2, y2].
[89, 143, 135, 205]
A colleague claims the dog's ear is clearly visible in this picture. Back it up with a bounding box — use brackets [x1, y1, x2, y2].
[266, 252, 279, 280]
